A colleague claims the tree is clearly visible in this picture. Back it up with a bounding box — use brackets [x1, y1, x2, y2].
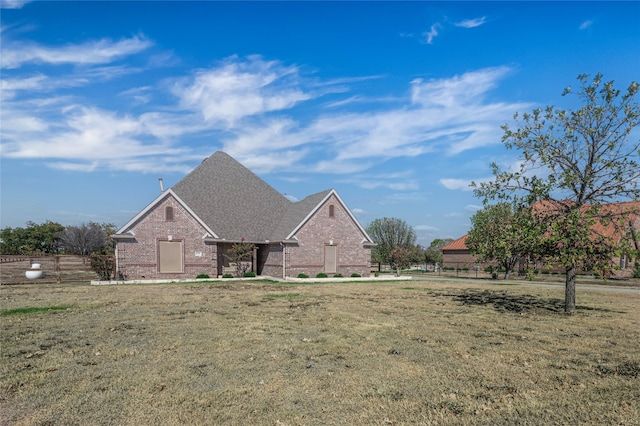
[474, 73, 640, 313]
[98, 223, 117, 255]
[226, 239, 256, 276]
[366, 217, 417, 267]
[466, 203, 545, 279]
[389, 246, 411, 276]
[0, 221, 64, 255]
[424, 238, 453, 265]
[57, 222, 107, 256]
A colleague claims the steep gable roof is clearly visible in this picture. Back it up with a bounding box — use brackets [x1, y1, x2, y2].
[116, 151, 373, 244]
[270, 189, 333, 241]
[171, 151, 291, 241]
[114, 189, 217, 239]
[278, 189, 374, 243]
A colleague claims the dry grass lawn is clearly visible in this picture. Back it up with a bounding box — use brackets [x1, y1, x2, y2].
[1, 279, 638, 425]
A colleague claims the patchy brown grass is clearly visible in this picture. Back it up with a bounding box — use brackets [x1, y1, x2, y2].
[1, 280, 638, 425]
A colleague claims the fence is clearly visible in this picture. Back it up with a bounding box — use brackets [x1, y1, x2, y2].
[0, 255, 100, 285]
[370, 261, 495, 278]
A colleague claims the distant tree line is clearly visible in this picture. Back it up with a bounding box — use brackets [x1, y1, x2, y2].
[365, 217, 452, 275]
[0, 221, 116, 256]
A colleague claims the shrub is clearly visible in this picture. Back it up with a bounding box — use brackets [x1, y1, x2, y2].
[316, 273, 328, 278]
[333, 273, 343, 278]
[633, 263, 640, 278]
[351, 273, 361, 277]
[243, 271, 256, 277]
[196, 274, 209, 279]
[222, 273, 234, 278]
[90, 254, 115, 280]
[297, 273, 309, 278]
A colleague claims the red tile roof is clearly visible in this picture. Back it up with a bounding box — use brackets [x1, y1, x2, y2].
[441, 234, 469, 251]
[442, 200, 640, 252]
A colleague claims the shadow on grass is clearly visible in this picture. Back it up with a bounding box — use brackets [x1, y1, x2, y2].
[437, 288, 619, 314]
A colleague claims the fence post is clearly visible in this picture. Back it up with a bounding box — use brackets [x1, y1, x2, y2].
[55, 255, 61, 283]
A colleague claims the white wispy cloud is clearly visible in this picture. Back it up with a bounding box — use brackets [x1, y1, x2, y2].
[0, 0, 31, 9]
[439, 178, 474, 191]
[455, 17, 487, 29]
[411, 66, 510, 107]
[579, 20, 594, 30]
[2, 35, 529, 182]
[1, 34, 153, 69]
[423, 24, 441, 45]
[335, 171, 420, 191]
[414, 225, 439, 232]
[171, 55, 311, 126]
[444, 212, 463, 218]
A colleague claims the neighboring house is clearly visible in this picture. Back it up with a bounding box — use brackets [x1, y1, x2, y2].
[441, 201, 640, 277]
[439, 235, 484, 270]
[113, 151, 375, 280]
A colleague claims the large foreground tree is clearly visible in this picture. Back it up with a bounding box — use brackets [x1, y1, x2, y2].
[474, 73, 640, 313]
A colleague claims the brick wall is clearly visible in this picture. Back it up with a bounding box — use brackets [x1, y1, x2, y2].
[286, 194, 371, 277]
[260, 243, 284, 278]
[117, 193, 373, 280]
[441, 250, 486, 270]
[116, 194, 217, 280]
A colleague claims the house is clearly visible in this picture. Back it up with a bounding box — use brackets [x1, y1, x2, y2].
[439, 235, 486, 271]
[441, 201, 640, 277]
[112, 151, 375, 280]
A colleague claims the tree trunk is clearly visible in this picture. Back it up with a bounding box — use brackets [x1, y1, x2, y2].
[565, 265, 576, 313]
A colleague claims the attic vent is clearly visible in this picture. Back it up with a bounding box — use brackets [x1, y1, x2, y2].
[165, 206, 174, 221]
[329, 204, 335, 218]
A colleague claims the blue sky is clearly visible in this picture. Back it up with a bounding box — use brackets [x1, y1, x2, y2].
[1, 1, 639, 246]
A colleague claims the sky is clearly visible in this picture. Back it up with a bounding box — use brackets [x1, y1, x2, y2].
[1, 1, 639, 247]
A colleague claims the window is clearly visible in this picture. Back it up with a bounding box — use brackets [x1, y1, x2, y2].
[329, 204, 335, 218]
[165, 206, 174, 221]
[159, 240, 183, 273]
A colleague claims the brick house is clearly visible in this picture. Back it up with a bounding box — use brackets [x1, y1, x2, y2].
[439, 235, 488, 270]
[112, 151, 375, 279]
[441, 201, 640, 277]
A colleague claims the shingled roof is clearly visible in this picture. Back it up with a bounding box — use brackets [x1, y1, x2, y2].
[170, 151, 338, 242]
